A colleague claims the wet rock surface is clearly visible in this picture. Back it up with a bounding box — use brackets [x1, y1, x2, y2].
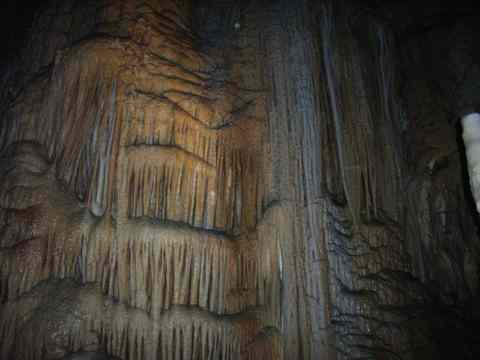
[1, 0, 479, 359]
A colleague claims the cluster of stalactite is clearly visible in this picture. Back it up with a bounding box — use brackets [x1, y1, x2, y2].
[0, 0, 280, 359]
[2, 0, 479, 359]
[0, 280, 280, 360]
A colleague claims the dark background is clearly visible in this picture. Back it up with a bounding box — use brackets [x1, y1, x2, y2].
[0, 0, 45, 62]
[0, 0, 479, 96]
[1, 0, 479, 64]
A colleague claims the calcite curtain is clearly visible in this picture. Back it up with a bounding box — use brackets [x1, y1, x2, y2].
[0, 0, 477, 359]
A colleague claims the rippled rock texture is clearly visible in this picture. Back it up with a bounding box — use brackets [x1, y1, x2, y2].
[0, 0, 478, 359]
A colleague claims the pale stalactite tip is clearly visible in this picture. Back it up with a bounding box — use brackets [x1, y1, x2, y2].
[462, 112, 480, 213]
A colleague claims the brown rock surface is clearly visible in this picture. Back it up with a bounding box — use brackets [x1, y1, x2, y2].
[0, 0, 478, 359]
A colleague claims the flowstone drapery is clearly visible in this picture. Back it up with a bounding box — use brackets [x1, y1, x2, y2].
[1, 0, 479, 359]
[0, 1, 280, 358]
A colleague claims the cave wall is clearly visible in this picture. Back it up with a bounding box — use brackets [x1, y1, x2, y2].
[262, 2, 411, 358]
[398, 14, 480, 357]
[0, 0, 478, 359]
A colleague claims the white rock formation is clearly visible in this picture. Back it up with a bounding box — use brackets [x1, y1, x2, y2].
[462, 112, 480, 212]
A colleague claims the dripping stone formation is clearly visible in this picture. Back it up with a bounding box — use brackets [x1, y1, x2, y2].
[1, 0, 479, 359]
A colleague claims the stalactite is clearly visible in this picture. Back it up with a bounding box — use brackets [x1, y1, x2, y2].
[0, 142, 272, 318]
[78, 210, 281, 319]
[0, 2, 280, 358]
[2, 42, 121, 216]
[320, 3, 404, 223]
[121, 94, 264, 233]
[1, 280, 278, 360]
[111, 219, 259, 315]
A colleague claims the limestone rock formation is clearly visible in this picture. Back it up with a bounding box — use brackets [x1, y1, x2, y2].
[462, 113, 480, 213]
[0, 0, 478, 359]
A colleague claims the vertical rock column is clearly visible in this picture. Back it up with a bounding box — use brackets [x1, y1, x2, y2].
[262, 1, 412, 358]
[261, 1, 335, 358]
